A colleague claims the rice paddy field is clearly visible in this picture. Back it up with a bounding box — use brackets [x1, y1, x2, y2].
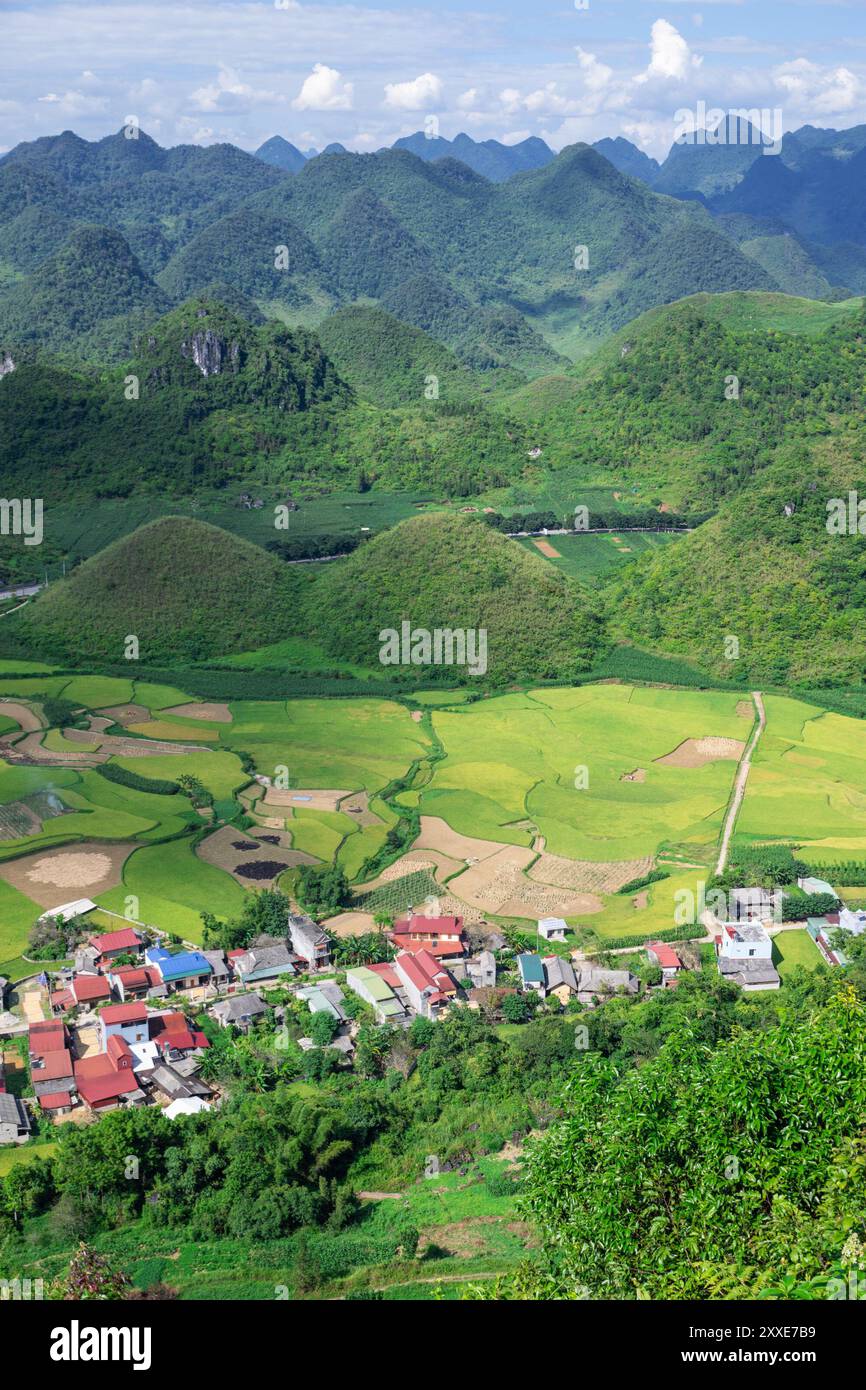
[517, 530, 682, 584]
[2, 677, 866, 962]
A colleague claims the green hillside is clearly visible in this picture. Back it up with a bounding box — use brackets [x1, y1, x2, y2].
[16, 516, 307, 664]
[316, 304, 481, 406]
[307, 512, 604, 684]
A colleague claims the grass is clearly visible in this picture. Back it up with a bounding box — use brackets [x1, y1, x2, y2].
[773, 929, 824, 977]
[517, 529, 682, 584]
[0, 878, 44, 974]
[96, 836, 246, 940]
[425, 684, 747, 862]
[0, 1142, 57, 1177]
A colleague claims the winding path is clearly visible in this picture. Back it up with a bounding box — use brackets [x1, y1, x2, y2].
[715, 691, 766, 876]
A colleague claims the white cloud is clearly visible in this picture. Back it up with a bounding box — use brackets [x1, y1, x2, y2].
[292, 64, 353, 111]
[190, 66, 284, 114]
[773, 59, 861, 116]
[456, 88, 479, 111]
[383, 72, 443, 110]
[37, 90, 108, 113]
[636, 20, 702, 84]
[575, 47, 614, 94]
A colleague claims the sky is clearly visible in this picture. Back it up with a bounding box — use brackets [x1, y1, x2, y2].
[1, 0, 865, 158]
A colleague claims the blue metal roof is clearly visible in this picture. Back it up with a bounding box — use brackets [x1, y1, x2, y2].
[147, 946, 212, 980]
[517, 953, 545, 983]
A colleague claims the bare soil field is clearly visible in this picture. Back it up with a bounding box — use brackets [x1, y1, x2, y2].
[0, 839, 135, 906]
[263, 786, 351, 811]
[655, 736, 745, 768]
[356, 851, 467, 893]
[195, 824, 316, 884]
[163, 702, 232, 722]
[324, 910, 379, 937]
[736, 701, 755, 719]
[413, 816, 505, 862]
[533, 539, 561, 558]
[621, 768, 646, 782]
[528, 851, 654, 895]
[1, 731, 106, 765]
[0, 700, 43, 732]
[97, 704, 150, 725]
[338, 791, 383, 827]
[449, 844, 603, 918]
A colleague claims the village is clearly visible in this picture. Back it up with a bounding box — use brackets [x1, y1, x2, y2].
[2, 869, 862, 1148]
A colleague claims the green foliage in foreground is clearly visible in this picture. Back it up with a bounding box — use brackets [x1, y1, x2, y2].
[514, 988, 866, 1300]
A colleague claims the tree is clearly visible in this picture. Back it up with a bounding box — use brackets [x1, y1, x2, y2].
[51, 1244, 131, 1301]
[501, 993, 530, 1024]
[308, 1010, 339, 1046]
[296, 864, 349, 918]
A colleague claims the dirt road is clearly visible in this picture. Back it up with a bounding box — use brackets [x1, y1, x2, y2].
[715, 691, 766, 875]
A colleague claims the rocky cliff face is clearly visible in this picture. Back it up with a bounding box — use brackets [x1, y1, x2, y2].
[180, 327, 242, 377]
[0, 351, 16, 377]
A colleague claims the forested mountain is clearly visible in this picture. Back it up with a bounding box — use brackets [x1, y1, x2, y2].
[393, 130, 554, 181]
[255, 135, 308, 173]
[592, 137, 660, 185]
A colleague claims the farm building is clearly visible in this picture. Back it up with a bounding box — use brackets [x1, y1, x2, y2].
[88, 926, 143, 964]
[210, 993, 269, 1031]
[538, 917, 568, 942]
[574, 966, 639, 1006]
[230, 943, 295, 987]
[288, 914, 332, 971]
[543, 956, 577, 1003]
[394, 950, 457, 1019]
[28, 1020, 75, 1114]
[646, 941, 684, 981]
[0, 1092, 32, 1144]
[345, 966, 405, 1022]
[296, 981, 347, 1021]
[715, 921, 780, 991]
[108, 964, 164, 1001]
[465, 950, 496, 990]
[517, 954, 546, 994]
[145, 947, 213, 992]
[36, 898, 97, 925]
[74, 1036, 146, 1113]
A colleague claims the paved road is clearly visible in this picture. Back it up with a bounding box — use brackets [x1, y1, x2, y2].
[715, 691, 766, 876]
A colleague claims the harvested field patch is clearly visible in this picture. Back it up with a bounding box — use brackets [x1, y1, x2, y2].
[62, 729, 212, 757]
[655, 736, 745, 768]
[324, 910, 378, 937]
[235, 860, 286, 880]
[736, 701, 754, 719]
[1, 731, 104, 765]
[126, 721, 220, 743]
[0, 701, 42, 733]
[621, 768, 646, 782]
[263, 786, 352, 811]
[358, 850, 468, 893]
[449, 845, 603, 918]
[414, 816, 504, 862]
[0, 840, 134, 907]
[338, 791, 383, 827]
[632, 891, 649, 909]
[163, 702, 232, 723]
[96, 704, 150, 726]
[533, 539, 561, 558]
[528, 852, 654, 894]
[196, 824, 315, 884]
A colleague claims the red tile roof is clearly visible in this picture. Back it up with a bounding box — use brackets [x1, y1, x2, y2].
[395, 949, 457, 996]
[392, 914, 464, 936]
[149, 1012, 209, 1051]
[88, 927, 141, 954]
[110, 966, 158, 989]
[367, 963, 402, 988]
[74, 1067, 140, 1106]
[71, 974, 111, 1003]
[647, 941, 682, 970]
[50, 989, 75, 1011]
[107, 1035, 133, 1065]
[29, 1020, 67, 1051]
[394, 937, 466, 958]
[33, 1049, 74, 1081]
[101, 1003, 147, 1025]
[39, 1091, 71, 1110]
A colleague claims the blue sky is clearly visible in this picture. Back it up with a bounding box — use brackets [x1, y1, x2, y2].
[1, 0, 864, 156]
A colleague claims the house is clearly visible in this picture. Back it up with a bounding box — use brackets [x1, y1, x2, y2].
[148, 1010, 209, 1060]
[201, 950, 230, 990]
[288, 913, 332, 972]
[391, 912, 466, 959]
[231, 943, 295, 988]
[69, 973, 112, 1008]
[145, 947, 213, 993]
[345, 966, 405, 1022]
[543, 956, 577, 1003]
[37, 898, 97, 926]
[646, 941, 684, 982]
[715, 920, 780, 990]
[517, 953, 546, 995]
[0, 1093, 32, 1144]
[574, 966, 639, 1007]
[99, 1002, 149, 1049]
[394, 950, 457, 1019]
[88, 926, 142, 965]
[465, 950, 496, 990]
[75, 1036, 146, 1112]
[538, 917, 568, 943]
[210, 992, 269, 1032]
[797, 875, 836, 898]
[164, 1096, 212, 1120]
[28, 1020, 75, 1114]
[296, 981, 347, 1022]
[108, 964, 163, 1002]
[73, 946, 100, 974]
[148, 1064, 213, 1106]
[729, 887, 782, 924]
